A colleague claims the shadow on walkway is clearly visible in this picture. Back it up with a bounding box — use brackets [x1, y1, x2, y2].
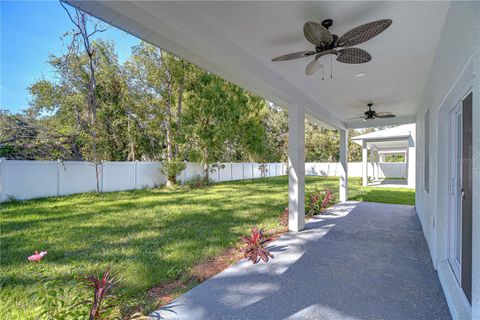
[152, 202, 450, 320]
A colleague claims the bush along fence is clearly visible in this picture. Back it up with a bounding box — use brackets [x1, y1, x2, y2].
[0, 159, 406, 202]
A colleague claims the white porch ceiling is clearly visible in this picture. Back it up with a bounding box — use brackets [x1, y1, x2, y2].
[66, 1, 450, 130]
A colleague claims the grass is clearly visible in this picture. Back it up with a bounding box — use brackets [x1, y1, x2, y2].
[0, 176, 414, 319]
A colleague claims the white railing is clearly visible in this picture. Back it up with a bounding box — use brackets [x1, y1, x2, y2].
[0, 159, 406, 202]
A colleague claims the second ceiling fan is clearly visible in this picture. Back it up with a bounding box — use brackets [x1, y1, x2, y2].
[272, 19, 392, 75]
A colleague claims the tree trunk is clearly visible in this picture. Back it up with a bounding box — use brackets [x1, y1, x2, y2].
[127, 116, 135, 161]
[174, 79, 184, 158]
[203, 148, 209, 181]
[60, 5, 105, 192]
[165, 81, 175, 187]
[204, 162, 209, 181]
[87, 51, 100, 194]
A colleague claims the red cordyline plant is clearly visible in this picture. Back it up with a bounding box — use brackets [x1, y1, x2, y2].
[321, 189, 334, 208]
[241, 227, 274, 264]
[81, 266, 121, 320]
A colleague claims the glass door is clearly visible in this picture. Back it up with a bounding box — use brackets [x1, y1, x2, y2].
[448, 91, 473, 304]
[448, 102, 462, 282]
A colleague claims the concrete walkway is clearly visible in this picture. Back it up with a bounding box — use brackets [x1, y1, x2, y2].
[152, 202, 450, 320]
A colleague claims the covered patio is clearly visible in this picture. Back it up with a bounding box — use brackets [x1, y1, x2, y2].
[351, 124, 416, 188]
[153, 202, 450, 319]
[64, 1, 480, 319]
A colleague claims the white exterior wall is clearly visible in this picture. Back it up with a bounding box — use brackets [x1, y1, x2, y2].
[414, 3, 480, 319]
[472, 12, 480, 320]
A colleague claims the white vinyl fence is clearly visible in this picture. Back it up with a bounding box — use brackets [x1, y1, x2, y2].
[0, 159, 406, 202]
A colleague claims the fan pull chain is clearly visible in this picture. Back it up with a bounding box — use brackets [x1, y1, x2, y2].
[330, 55, 333, 79]
[322, 67, 324, 81]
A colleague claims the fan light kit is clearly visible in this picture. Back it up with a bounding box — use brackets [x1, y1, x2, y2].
[272, 19, 392, 80]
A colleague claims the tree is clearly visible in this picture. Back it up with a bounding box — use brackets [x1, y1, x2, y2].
[0, 110, 78, 160]
[61, 2, 108, 193]
[126, 42, 193, 185]
[183, 71, 268, 179]
[262, 103, 288, 162]
[28, 41, 132, 162]
[305, 122, 340, 162]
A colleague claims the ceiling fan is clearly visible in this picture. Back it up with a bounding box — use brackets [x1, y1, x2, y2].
[352, 103, 396, 121]
[271, 19, 392, 75]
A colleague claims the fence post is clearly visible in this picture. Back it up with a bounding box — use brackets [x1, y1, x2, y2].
[57, 159, 61, 196]
[242, 163, 245, 180]
[231, 162, 233, 181]
[100, 161, 104, 192]
[134, 161, 138, 189]
[0, 158, 5, 202]
[251, 163, 254, 178]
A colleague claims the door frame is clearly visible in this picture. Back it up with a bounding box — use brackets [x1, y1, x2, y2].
[448, 100, 463, 282]
[434, 58, 473, 319]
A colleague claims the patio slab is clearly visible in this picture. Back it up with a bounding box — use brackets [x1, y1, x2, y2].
[368, 179, 412, 188]
[152, 202, 450, 320]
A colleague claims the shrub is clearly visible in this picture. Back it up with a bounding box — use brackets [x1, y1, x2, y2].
[160, 161, 186, 186]
[187, 175, 214, 188]
[258, 163, 269, 178]
[241, 227, 274, 264]
[306, 188, 336, 217]
[32, 270, 89, 319]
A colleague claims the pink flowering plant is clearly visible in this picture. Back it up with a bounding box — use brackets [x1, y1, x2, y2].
[306, 188, 336, 217]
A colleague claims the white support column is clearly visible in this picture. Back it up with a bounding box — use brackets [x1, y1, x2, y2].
[288, 104, 305, 232]
[374, 149, 379, 180]
[376, 151, 381, 179]
[369, 145, 374, 182]
[339, 129, 348, 202]
[471, 20, 480, 320]
[407, 137, 416, 188]
[362, 141, 368, 186]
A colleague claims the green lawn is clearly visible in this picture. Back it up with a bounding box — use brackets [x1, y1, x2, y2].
[0, 176, 414, 319]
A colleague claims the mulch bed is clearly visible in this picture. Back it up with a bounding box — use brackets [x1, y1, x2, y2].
[146, 226, 288, 308]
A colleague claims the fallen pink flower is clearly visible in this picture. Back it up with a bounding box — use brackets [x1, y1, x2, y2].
[28, 251, 47, 262]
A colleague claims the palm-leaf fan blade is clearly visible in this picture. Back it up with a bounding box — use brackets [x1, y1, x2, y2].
[303, 22, 333, 47]
[272, 51, 315, 61]
[305, 59, 323, 75]
[375, 112, 396, 118]
[337, 19, 392, 47]
[337, 48, 371, 64]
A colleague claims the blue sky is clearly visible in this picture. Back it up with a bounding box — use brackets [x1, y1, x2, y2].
[1, 1, 140, 113]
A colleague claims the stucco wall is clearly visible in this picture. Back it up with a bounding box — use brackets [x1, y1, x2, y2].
[471, 11, 480, 320]
[415, 2, 480, 319]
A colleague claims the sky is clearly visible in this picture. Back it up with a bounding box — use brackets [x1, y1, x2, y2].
[1, 1, 140, 113]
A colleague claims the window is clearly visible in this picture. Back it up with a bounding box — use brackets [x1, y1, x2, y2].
[424, 108, 430, 192]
